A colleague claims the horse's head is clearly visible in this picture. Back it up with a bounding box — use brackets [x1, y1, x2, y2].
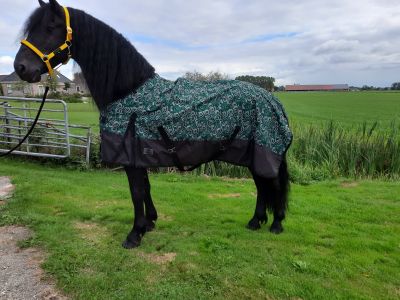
[14, 0, 71, 83]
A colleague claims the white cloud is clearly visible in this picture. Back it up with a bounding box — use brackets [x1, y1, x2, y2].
[0, 56, 14, 74]
[0, 0, 399, 86]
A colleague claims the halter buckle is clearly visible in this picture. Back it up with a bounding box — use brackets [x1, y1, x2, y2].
[66, 27, 73, 41]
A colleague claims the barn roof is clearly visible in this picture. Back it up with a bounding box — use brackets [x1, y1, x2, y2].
[0, 72, 20, 82]
[285, 84, 349, 91]
[0, 71, 72, 84]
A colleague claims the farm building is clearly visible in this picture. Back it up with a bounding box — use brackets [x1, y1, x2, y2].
[0, 71, 80, 97]
[285, 84, 349, 92]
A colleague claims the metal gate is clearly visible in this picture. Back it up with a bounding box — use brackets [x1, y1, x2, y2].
[0, 96, 92, 163]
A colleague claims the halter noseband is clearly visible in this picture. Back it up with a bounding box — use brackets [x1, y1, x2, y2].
[21, 6, 73, 78]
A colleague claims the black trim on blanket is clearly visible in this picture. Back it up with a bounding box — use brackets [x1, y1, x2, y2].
[157, 125, 241, 172]
[100, 131, 284, 178]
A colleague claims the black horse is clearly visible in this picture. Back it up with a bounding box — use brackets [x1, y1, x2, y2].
[14, 0, 291, 249]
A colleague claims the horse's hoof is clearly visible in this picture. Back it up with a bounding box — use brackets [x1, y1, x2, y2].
[246, 219, 261, 230]
[270, 224, 283, 234]
[146, 221, 155, 232]
[122, 239, 140, 249]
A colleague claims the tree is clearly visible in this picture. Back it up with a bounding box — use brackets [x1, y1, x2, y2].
[391, 82, 400, 90]
[184, 71, 230, 81]
[235, 75, 275, 92]
[361, 85, 374, 91]
[205, 71, 230, 81]
[184, 70, 206, 81]
[46, 76, 58, 93]
[0, 84, 3, 96]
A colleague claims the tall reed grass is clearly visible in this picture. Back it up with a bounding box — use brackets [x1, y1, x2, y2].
[191, 121, 400, 183]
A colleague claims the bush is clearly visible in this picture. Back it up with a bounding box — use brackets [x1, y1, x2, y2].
[61, 95, 82, 103]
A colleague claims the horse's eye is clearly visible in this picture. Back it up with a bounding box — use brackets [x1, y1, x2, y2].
[46, 25, 55, 33]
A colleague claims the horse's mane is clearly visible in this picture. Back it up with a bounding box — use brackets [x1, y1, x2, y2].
[23, 5, 155, 109]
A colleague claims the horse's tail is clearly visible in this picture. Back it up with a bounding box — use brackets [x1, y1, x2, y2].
[266, 155, 289, 214]
[278, 156, 290, 211]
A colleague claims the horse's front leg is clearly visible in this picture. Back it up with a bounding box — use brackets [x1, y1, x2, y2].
[123, 166, 151, 249]
[143, 169, 158, 231]
[247, 171, 268, 230]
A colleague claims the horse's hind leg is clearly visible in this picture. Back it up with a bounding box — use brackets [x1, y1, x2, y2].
[247, 171, 268, 230]
[123, 166, 154, 249]
[248, 158, 289, 233]
[143, 170, 158, 231]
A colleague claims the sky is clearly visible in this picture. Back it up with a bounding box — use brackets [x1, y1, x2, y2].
[0, 0, 399, 87]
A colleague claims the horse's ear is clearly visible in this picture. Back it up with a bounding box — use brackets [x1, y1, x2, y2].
[38, 0, 46, 7]
[49, 0, 61, 13]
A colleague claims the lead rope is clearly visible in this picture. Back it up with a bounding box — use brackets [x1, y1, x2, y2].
[0, 86, 49, 157]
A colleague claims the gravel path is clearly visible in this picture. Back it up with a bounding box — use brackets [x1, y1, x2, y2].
[0, 177, 66, 300]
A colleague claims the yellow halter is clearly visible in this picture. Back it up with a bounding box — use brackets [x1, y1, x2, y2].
[21, 6, 73, 78]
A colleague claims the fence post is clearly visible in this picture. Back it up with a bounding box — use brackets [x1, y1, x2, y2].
[63, 102, 71, 156]
[4, 104, 11, 145]
[85, 127, 92, 166]
[23, 103, 30, 153]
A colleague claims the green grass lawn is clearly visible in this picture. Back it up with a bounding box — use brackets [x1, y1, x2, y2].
[1, 159, 399, 299]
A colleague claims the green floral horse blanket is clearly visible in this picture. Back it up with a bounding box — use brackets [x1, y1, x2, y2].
[100, 75, 292, 178]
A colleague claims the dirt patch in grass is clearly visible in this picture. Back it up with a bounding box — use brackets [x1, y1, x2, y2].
[340, 181, 359, 188]
[137, 251, 177, 265]
[208, 193, 241, 199]
[158, 213, 174, 222]
[74, 221, 98, 230]
[0, 176, 14, 200]
[0, 226, 67, 300]
[221, 177, 250, 182]
[73, 221, 107, 245]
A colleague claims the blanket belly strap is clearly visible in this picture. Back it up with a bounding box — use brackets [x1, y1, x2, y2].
[157, 125, 241, 172]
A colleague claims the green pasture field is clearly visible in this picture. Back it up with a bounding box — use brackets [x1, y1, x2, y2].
[3, 91, 400, 133]
[0, 159, 399, 299]
[59, 91, 400, 130]
[277, 91, 400, 128]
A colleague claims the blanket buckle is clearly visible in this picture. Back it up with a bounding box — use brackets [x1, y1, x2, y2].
[167, 147, 176, 154]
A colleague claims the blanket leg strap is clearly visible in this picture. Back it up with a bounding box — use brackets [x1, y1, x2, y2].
[157, 125, 241, 172]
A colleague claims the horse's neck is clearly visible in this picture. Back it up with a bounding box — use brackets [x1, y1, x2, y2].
[69, 8, 155, 109]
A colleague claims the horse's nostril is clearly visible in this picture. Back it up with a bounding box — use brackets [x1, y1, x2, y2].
[17, 64, 26, 74]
